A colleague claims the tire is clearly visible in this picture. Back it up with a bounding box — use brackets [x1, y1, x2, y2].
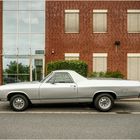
[94, 94, 114, 112]
[10, 94, 29, 111]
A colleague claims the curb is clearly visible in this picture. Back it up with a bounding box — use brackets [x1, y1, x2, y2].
[119, 98, 140, 102]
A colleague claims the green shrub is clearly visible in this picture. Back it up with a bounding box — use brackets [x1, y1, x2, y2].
[46, 60, 88, 77]
[88, 71, 124, 79]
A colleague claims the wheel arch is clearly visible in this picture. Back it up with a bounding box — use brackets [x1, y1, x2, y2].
[93, 90, 117, 101]
[7, 91, 31, 104]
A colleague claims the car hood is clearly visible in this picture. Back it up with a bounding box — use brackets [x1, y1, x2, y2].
[0, 81, 41, 90]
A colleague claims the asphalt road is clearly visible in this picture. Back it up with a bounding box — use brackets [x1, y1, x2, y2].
[0, 101, 140, 139]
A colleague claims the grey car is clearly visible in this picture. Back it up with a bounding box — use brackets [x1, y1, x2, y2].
[0, 70, 140, 112]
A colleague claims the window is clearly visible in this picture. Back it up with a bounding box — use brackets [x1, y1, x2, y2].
[65, 53, 79, 60]
[93, 10, 107, 33]
[127, 10, 140, 33]
[93, 53, 107, 72]
[48, 73, 74, 83]
[3, 0, 45, 83]
[65, 10, 79, 33]
[127, 53, 140, 80]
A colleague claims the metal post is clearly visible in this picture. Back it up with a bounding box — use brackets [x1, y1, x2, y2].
[17, 48, 19, 81]
[29, 48, 32, 82]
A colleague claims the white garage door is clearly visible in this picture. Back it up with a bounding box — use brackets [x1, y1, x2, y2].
[127, 53, 140, 80]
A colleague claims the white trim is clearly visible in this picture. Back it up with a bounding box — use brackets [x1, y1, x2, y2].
[65, 32, 79, 34]
[93, 53, 108, 57]
[128, 32, 140, 33]
[93, 32, 107, 33]
[93, 10, 108, 13]
[65, 10, 80, 13]
[127, 53, 140, 57]
[65, 53, 80, 57]
[127, 10, 140, 13]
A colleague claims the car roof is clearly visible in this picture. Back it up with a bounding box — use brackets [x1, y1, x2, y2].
[53, 70, 74, 73]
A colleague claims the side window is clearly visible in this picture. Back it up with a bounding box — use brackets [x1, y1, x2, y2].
[47, 72, 74, 83]
[55, 73, 73, 83]
[47, 76, 54, 83]
[47, 72, 73, 83]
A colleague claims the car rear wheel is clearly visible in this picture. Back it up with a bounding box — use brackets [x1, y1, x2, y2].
[10, 94, 29, 111]
[94, 94, 114, 112]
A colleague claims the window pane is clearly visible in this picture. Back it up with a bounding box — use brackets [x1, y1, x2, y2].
[128, 14, 139, 32]
[3, 11, 17, 33]
[31, 34, 45, 55]
[18, 34, 30, 55]
[65, 13, 79, 33]
[93, 57, 107, 72]
[93, 13, 107, 32]
[31, 1, 45, 11]
[19, 1, 32, 11]
[3, 1, 18, 11]
[19, 11, 30, 33]
[3, 34, 17, 55]
[31, 11, 45, 33]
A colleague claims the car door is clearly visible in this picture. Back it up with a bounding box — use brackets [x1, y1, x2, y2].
[39, 72, 78, 103]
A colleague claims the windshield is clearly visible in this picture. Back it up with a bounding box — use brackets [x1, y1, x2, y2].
[40, 72, 52, 83]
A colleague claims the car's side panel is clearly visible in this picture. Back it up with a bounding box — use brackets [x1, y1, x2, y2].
[39, 83, 78, 103]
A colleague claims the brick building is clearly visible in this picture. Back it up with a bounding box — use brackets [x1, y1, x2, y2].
[0, 0, 140, 85]
[46, 0, 140, 80]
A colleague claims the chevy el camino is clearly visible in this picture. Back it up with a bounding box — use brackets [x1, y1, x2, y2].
[0, 70, 140, 112]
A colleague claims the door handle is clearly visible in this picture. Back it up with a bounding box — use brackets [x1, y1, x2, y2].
[70, 85, 76, 88]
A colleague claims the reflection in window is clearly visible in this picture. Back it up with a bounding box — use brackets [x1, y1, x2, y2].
[19, 11, 30, 33]
[31, 34, 45, 55]
[3, 11, 18, 33]
[3, 0, 45, 55]
[3, 34, 17, 55]
[31, 11, 45, 33]
[3, 1, 18, 11]
[3, 0, 45, 83]
[18, 34, 30, 55]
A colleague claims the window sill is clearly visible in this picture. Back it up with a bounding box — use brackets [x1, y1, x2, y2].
[93, 32, 107, 33]
[128, 32, 140, 34]
[65, 32, 79, 34]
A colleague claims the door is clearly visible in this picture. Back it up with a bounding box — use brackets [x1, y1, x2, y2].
[39, 72, 78, 103]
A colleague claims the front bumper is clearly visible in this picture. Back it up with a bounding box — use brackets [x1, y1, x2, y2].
[0, 98, 7, 101]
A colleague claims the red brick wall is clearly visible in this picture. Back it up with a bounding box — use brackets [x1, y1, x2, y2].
[0, 1, 2, 84]
[46, 1, 140, 78]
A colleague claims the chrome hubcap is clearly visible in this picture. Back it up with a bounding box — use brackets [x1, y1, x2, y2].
[99, 96, 111, 109]
[13, 97, 25, 110]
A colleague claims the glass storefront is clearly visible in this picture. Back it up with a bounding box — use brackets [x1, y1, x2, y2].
[3, 0, 45, 84]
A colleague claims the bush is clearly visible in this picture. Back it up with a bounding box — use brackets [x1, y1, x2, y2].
[88, 71, 124, 79]
[46, 60, 88, 77]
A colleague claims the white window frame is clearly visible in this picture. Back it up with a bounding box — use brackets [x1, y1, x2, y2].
[127, 10, 140, 33]
[93, 10, 108, 33]
[65, 9, 80, 33]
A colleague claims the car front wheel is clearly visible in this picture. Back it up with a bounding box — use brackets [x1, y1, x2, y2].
[10, 94, 29, 111]
[94, 94, 114, 112]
